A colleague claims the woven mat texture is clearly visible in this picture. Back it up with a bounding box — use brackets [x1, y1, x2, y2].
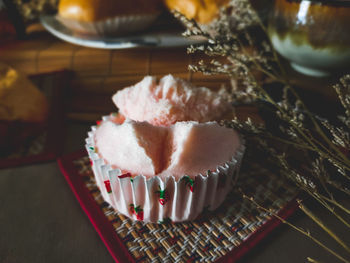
[72, 155, 298, 263]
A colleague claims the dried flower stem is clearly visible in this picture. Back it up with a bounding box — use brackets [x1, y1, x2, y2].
[256, 81, 350, 175]
[298, 200, 350, 253]
[307, 257, 324, 263]
[326, 180, 350, 197]
[282, 172, 348, 225]
[320, 195, 350, 215]
[313, 123, 350, 166]
[242, 194, 350, 263]
[178, 0, 350, 261]
[261, 134, 314, 151]
[258, 14, 350, 168]
[254, 10, 350, 172]
[278, 168, 350, 230]
[311, 193, 350, 229]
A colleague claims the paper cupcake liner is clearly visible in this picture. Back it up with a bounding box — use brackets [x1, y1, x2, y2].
[56, 13, 159, 36]
[85, 116, 245, 223]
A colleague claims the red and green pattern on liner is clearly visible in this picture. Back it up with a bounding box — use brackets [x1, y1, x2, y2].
[118, 172, 133, 183]
[104, 180, 112, 193]
[88, 146, 96, 153]
[129, 204, 144, 220]
[181, 176, 194, 192]
[155, 186, 170, 205]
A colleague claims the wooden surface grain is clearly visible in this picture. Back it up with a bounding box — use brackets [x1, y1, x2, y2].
[0, 26, 232, 122]
[0, 26, 342, 123]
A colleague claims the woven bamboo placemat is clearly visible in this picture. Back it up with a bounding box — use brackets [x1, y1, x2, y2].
[0, 70, 70, 168]
[58, 151, 299, 263]
[0, 29, 232, 121]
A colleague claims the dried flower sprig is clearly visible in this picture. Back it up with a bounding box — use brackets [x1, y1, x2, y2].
[175, 0, 350, 261]
[242, 193, 350, 263]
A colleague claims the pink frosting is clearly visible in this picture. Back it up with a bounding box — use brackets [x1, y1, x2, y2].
[112, 75, 231, 126]
[95, 119, 240, 179]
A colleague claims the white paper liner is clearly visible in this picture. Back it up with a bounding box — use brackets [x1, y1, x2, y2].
[85, 116, 245, 223]
[56, 13, 159, 36]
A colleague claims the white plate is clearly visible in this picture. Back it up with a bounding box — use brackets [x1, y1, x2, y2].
[40, 15, 205, 49]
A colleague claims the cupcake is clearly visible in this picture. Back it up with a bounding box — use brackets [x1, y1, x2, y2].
[57, 0, 162, 36]
[86, 75, 244, 222]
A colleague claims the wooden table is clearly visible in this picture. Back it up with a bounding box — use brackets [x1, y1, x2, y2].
[0, 25, 231, 122]
[0, 25, 341, 120]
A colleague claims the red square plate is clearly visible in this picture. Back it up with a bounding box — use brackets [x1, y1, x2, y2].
[58, 150, 298, 263]
[0, 70, 71, 168]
